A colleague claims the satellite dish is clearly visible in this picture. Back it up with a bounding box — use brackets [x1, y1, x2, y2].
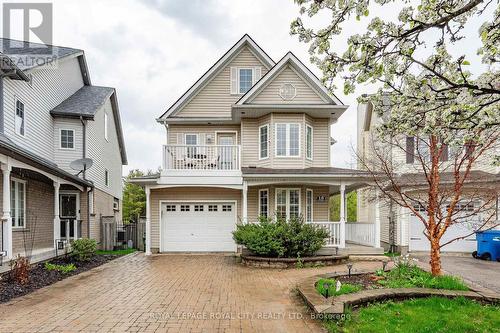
[70, 158, 93, 175]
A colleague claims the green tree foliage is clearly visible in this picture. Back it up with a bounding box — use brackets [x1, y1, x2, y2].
[329, 192, 357, 222]
[122, 169, 155, 223]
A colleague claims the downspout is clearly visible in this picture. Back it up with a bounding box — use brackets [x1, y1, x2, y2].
[80, 116, 90, 238]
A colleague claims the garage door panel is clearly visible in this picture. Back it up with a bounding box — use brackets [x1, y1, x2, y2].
[161, 203, 237, 252]
[410, 213, 477, 253]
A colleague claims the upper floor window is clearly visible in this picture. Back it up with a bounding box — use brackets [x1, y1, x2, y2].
[239, 68, 253, 94]
[105, 169, 109, 187]
[230, 66, 261, 95]
[275, 123, 300, 157]
[11, 178, 26, 228]
[259, 124, 269, 159]
[306, 125, 313, 160]
[60, 129, 75, 149]
[104, 113, 109, 141]
[15, 100, 25, 136]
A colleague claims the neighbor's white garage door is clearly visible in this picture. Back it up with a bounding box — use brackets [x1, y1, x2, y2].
[409, 213, 477, 253]
[161, 202, 237, 252]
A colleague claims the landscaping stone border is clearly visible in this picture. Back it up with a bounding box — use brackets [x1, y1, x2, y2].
[298, 270, 500, 314]
[240, 255, 349, 268]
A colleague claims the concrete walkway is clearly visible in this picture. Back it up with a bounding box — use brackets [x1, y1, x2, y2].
[0, 253, 385, 333]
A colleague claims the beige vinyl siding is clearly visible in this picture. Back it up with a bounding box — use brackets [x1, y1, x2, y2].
[250, 66, 325, 104]
[3, 56, 84, 160]
[241, 114, 272, 168]
[149, 187, 242, 251]
[175, 47, 269, 118]
[247, 185, 329, 221]
[168, 124, 241, 144]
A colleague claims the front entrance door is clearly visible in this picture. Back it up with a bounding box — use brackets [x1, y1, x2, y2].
[60, 193, 78, 238]
[217, 133, 236, 170]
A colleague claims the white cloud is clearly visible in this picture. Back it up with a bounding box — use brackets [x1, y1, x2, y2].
[41, 0, 490, 175]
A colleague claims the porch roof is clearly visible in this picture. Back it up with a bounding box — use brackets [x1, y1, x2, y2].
[0, 134, 92, 187]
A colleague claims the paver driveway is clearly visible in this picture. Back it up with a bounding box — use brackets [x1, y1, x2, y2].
[0, 253, 383, 333]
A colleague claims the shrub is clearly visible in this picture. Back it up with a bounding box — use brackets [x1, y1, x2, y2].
[316, 278, 361, 298]
[71, 239, 97, 261]
[45, 262, 76, 274]
[232, 217, 329, 258]
[10, 255, 30, 285]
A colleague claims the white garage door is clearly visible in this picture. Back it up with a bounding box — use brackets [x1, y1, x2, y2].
[161, 202, 237, 252]
[409, 213, 477, 253]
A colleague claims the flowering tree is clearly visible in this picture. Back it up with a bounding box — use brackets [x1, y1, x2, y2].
[291, 0, 500, 274]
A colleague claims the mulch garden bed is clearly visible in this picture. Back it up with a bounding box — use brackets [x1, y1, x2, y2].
[0, 253, 130, 303]
[334, 273, 384, 290]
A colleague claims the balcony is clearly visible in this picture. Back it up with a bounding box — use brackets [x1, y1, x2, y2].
[161, 145, 242, 184]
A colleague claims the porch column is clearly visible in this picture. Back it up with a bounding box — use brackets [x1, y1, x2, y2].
[374, 188, 381, 248]
[339, 184, 346, 248]
[242, 181, 248, 224]
[145, 186, 151, 255]
[1, 162, 12, 260]
[53, 181, 60, 248]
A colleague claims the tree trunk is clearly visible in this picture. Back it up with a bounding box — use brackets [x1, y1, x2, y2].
[429, 238, 442, 275]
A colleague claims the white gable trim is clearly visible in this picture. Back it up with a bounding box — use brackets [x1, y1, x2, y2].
[236, 52, 343, 106]
[157, 35, 275, 122]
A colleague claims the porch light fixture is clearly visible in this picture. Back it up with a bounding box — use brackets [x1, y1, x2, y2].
[346, 263, 353, 277]
[382, 261, 388, 271]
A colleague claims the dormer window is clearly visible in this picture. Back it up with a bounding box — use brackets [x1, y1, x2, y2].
[239, 68, 253, 94]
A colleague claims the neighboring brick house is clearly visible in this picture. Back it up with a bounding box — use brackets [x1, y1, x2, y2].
[132, 35, 381, 255]
[0, 38, 127, 265]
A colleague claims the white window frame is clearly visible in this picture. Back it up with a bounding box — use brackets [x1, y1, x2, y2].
[15, 98, 26, 137]
[306, 189, 313, 222]
[258, 189, 269, 218]
[306, 125, 313, 160]
[104, 169, 109, 187]
[275, 123, 301, 158]
[11, 178, 26, 229]
[238, 67, 254, 94]
[259, 124, 269, 160]
[104, 113, 109, 142]
[59, 129, 75, 150]
[275, 188, 301, 220]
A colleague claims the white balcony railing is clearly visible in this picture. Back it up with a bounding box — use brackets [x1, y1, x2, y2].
[308, 222, 342, 247]
[345, 222, 375, 246]
[163, 145, 241, 171]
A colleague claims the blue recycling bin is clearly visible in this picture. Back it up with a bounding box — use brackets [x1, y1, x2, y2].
[473, 230, 500, 261]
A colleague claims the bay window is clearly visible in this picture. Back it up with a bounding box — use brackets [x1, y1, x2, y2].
[259, 124, 269, 159]
[275, 123, 300, 157]
[306, 125, 313, 160]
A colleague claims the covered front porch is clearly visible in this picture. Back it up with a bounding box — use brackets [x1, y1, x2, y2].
[0, 154, 91, 268]
[240, 168, 383, 254]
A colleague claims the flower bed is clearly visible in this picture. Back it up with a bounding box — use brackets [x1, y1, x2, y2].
[0, 249, 136, 303]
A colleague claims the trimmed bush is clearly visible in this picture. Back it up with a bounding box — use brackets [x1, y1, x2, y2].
[71, 239, 97, 261]
[232, 217, 329, 258]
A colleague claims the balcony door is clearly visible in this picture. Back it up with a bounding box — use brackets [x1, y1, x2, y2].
[217, 133, 236, 170]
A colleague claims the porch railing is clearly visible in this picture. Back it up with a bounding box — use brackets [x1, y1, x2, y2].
[162, 145, 241, 171]
[345, 222, 375, 246]
[308, 222, 342, 247]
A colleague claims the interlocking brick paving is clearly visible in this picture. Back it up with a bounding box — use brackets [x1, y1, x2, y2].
[0, 253, 384, 332]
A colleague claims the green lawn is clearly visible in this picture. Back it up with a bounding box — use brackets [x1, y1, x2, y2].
[95, 248, 137, 256]
[316, 278, 362, 297]
[325, 296, 500, 333]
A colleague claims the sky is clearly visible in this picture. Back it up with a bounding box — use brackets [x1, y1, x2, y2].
[4, 0, 491, 175]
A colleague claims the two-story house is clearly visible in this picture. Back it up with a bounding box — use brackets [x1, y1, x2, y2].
[357, 101, 499, 254]
[132, 35, 380, 255]
[0, 38, 127, 265]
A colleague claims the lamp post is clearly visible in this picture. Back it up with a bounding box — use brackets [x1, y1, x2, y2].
[346, 263, 353, 278]
[323, 282, 330, 298]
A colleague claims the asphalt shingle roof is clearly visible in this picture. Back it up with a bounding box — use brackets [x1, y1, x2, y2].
[50, 86, 115, 118]
[0, 38, 82, 71]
